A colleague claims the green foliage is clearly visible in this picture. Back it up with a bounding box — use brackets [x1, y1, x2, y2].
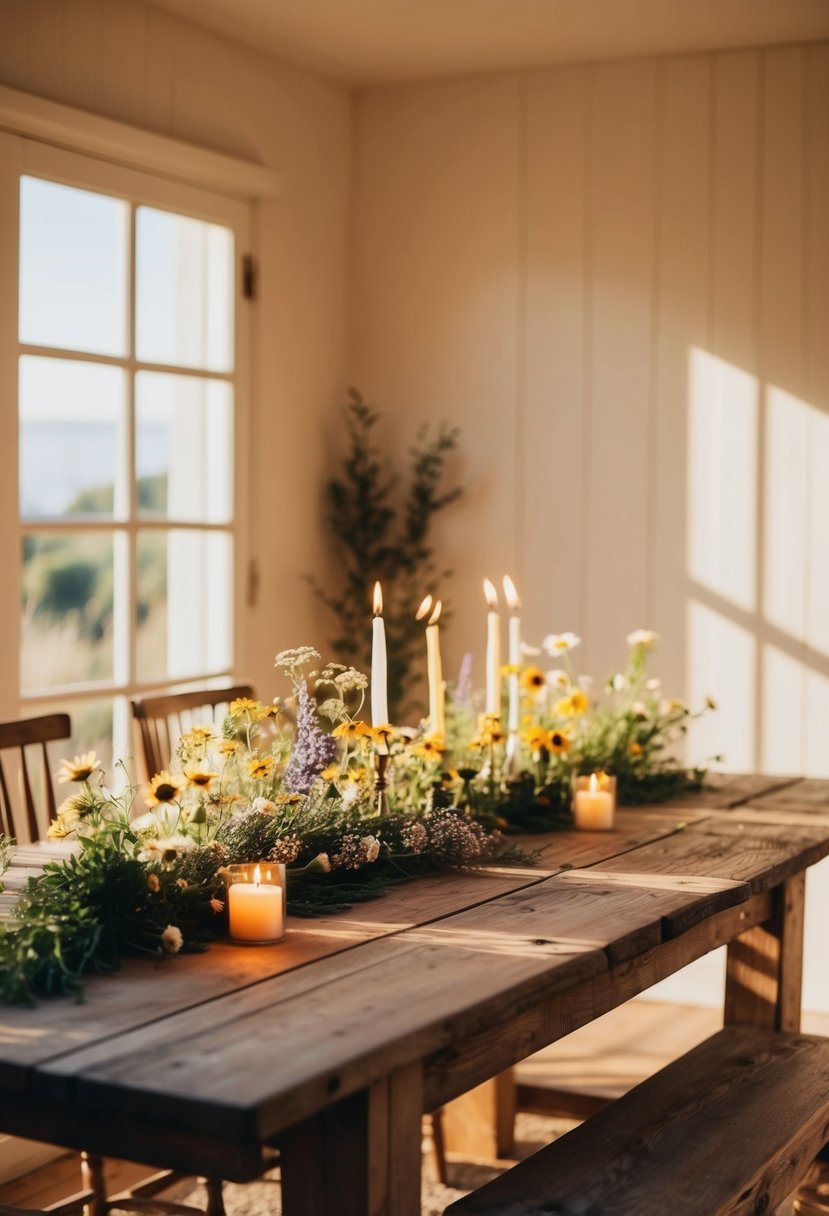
[308, 390, 463, 719]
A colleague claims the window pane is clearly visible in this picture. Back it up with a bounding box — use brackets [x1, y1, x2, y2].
[22, 533, 115, 690]
[136, 372, 233, 522]
[19, 176, 128, 356]
[20, 356, 126, 520]
[135, 207, 234, 372]
[22, 696, 116, 780]
[136, 530, 232, 682]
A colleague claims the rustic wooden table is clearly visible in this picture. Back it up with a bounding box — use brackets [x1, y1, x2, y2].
[1, 773, 828, 1216]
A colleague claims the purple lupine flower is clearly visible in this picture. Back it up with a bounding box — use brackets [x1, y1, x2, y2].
[283, 680, 336, 793]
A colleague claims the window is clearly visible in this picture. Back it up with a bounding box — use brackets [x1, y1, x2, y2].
[12, 144, 251, 774]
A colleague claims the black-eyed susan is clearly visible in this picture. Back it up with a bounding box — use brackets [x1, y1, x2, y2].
[178, 725, 215, 756]
[332, 720, 371, 741]
[410, 734, 445, 760]
[144, 771, 186, 807]
[521, 666, 546, 693]
[247, 755, 275, 780]
[56, 751, 99, 784]
[482, 724, 505, 746]
[547, 730, 572, 754]
[185, 769, 218, 791]
[217, 739, 242, 757]
[370, 724, 395, 748]
[524, 725, 548, 752]
[569, 689, 590, 715]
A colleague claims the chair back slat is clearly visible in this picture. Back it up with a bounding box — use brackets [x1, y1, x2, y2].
[0, 714, 72, 843]
[131, 685, 253, 779]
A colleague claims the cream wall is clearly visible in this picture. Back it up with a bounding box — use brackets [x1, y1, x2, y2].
[350, 44, 829, 1010]
[351, 44, 829, 779]
[0, 0, 353, 698]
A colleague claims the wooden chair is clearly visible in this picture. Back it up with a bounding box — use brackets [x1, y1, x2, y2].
[0, 713, 70, 844]
[445, 1027, 829, 1215]
[131, 684, 254, 778]
[0, 714, 227, 1216]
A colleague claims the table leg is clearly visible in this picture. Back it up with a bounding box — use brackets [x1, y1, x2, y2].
[724, 873, 805, 1032]
[440, 1069, 516, 1160]
[280, 1061, 423, 1216]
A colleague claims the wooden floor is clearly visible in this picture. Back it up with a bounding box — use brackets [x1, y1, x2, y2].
[3, 998, 828, 1209]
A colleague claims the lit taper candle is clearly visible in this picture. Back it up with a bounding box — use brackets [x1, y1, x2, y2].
[371, 582, 389, 747]
[503, 575, 521, 734]
[417, 594, 444, 738]
[483, 578, 501, 717]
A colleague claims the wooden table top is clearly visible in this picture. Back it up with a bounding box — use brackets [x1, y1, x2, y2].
[2, 772, 828, 1183]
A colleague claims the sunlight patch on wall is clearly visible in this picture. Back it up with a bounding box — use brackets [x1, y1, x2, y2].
[764, 385, 809, 644]
[686, 599, 756, 771]
[688, 347, 757, 612]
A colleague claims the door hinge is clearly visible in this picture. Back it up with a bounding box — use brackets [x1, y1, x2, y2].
[242, 253, 256, 301]
[247, 558, 260, 608]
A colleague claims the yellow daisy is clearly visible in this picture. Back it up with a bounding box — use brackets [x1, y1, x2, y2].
[247, 755, 275, 780]
[332, 720, 371, 740]
[547, 730, 571, 754]
[185, 769, 219, 791]
[179, 725, 215, 752]
[410, 734, 445, 759]
[321, 764, 340, 781]
[56, 751, 99, 784]
[524, 726, 548, 751]
[144, 771, 186, 807]
[521, 667, 546, 693]
[217, 739, 242, 756]
[229, 697, 269, 720]
[629, 741, 644, 757]
[370, 723, 395, 748]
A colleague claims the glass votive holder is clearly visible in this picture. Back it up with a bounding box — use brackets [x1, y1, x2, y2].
[572, 772, 617, 831]
[224, 860, 286, 944]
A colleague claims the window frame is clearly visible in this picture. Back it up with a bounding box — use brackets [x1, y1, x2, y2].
[0, 132, 255, 756]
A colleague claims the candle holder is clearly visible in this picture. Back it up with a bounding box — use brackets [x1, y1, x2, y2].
[373, 750, 390, 815]
[572, 772, 617, 831]
[225, 860, 286, 944]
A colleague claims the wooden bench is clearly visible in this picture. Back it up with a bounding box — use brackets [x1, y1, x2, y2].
[446, 1026, 829, 1216]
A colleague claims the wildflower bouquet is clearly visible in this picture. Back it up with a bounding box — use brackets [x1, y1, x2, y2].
[422, 629, 716, 833]
[0, 647, 528, 1004]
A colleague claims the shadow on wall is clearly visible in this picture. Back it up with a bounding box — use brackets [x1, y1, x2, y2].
[686, 347, 829, 778]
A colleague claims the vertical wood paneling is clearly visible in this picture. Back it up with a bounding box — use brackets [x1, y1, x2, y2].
[25, 0, 64, 100]
[760, 48, 807, 773]
[804, 43, 829, 779]
[61, 0, 102, 113]
[686, 52, 760, 769]
[144, 5, 174, 133]
[586, 61, 657, 679]
[0, 0, 30, 90]
[99, 0, 148, 127]
[522, 66, 587, 641]
[652, 56, 710, 707]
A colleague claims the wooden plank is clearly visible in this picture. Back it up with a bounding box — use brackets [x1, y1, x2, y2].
[0, 809, 706, 1083]
[725, 872, 805, 1032]
[745, 777, 829, 812]
[28, 851, 756, 1149]
[424, 890, 772, 1110]
[446, 1027, 829, 1216]
[584, 816, 829, 934]
[663, 772, 800, 808]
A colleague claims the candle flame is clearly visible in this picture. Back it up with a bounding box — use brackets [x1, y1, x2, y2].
[589, 773, 598, 794]
[265, 869, 272, 882]
[415, 594, 433, 621]
[373, 581, 383, 616]
[253, 864, 262, 885]
[502, 574, 521, 612]
[483, 578, 498, 609]
[428, 599, 442, 626]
